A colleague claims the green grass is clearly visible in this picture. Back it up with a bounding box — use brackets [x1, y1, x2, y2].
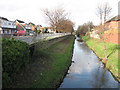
[82, 36, 120, 82]
[29, 35, 75, 88]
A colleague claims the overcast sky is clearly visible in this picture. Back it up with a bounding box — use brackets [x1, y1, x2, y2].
[0, 0, 119, 29]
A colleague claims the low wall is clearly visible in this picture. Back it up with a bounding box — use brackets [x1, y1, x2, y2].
[13, 33, 70, 45]
[0, 34, 13, 39]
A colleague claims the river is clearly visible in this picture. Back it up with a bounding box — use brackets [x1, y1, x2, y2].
[58, 37, 119, 89]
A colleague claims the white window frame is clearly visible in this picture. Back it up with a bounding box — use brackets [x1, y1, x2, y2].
[9, 30, 11, 34]
[5, 30, 7, 34]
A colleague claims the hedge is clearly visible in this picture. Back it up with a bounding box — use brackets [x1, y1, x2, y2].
[2, 38, 30, 88]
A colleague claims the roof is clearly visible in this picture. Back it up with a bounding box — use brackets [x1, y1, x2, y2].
[0, 17, 8, 21]
[16, 19, 25, 23]
[106, 15, 120, 23]
[37, 25, 42, 27]
[16, 24, 25, 30]
[35, 25, 37, 28]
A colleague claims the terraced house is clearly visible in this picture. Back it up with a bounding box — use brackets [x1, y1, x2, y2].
[15, 19, 32, 35]
[0, 17, 16, 38]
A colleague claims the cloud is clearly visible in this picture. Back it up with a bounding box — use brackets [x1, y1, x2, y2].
[0, 0, 119, 28]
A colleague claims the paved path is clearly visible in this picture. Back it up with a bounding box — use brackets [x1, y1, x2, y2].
[13, 33, 70, 45]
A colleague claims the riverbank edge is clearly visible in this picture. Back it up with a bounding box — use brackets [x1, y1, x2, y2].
[82, 37, 120, 83]
[56, 36, 75, 89]
[29, 35, 75, 88]
[9, 35, 75, 88]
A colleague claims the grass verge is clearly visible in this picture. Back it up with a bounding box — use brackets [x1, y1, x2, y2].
[82, 36, 120, 82]
[30, 35, 75, 88]
[12, 35, 75, 88]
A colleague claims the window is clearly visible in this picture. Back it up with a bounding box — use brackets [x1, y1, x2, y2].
[8, 23, 11, 25]
[4, 21, 7, 25]
[5, 30, 7, 34]
[0, 30, 3, 34]
[1, 30, 3, 34]
[9, 30, 11, 34]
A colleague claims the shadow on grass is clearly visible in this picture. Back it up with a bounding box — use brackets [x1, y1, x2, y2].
[82, 36, 90, 41]
[107, 45, 119, 58]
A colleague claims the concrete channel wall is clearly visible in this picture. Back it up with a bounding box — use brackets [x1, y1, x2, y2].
[13, 33, 71, 45]
[29, 34, 72, 58]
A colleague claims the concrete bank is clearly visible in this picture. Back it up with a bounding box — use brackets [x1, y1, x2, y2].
[11, 35, 75, 88]
[29, 34, 71, 57]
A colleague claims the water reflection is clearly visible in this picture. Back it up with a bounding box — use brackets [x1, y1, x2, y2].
[59, 39, 118, 88]
[89, 61, 108, 88]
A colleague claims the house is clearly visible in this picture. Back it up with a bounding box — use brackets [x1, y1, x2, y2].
[0, 17, 16, 38]
[36, 25, 45, 33]
[90, 29, 100, 39]
[48, 28, 52, 33]
[25, 23, 32, 34]
[48, 28, 55, 33]
[37, 25, 42, 30]
[30, 25, 36, 31]
[29, 22, 36, 31]
[47, 27, 56, 33]
[40, 27, 45, 33]
[15, 19, 31, 35]
[105, 15, 120, 30]
[36, 25, 42, 33]
[15, 19, 25, 30]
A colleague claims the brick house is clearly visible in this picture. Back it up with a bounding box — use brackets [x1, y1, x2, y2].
[15, 19, 31, 35]
[105, 15, 120, 30]
[0, 17, 16, 38]
[15, 19, 25, 30]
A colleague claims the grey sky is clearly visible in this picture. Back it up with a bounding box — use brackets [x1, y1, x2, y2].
[0, 0, 119, 29]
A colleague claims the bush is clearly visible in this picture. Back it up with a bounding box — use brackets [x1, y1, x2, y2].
[2, 38, 30, 87]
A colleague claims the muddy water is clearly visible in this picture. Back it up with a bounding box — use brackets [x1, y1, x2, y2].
[59, 38, 119, 88]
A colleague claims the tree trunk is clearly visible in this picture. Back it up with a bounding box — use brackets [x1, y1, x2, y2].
[102, 37, 108, 63]
[102, 26, 108, 64]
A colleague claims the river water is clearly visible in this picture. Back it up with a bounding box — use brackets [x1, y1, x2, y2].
[58, 38, 119, 89]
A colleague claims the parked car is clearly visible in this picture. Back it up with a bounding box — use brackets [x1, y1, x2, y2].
[14, 30, 26, 36]
[29, 30, 34, 36]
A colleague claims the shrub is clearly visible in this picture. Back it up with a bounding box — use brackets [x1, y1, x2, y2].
[2, 38, 30, 87]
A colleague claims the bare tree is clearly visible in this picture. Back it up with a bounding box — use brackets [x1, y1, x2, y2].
[96, 2, 112, 63]
[103, 2, 112, 22]
[57, 19, 74, 33]
[96, 4, 103, 25]
[42, 7, 72, 33]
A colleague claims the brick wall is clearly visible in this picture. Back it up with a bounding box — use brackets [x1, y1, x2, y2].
[105, 21, 118, 30]
[103, 33, 119, 44]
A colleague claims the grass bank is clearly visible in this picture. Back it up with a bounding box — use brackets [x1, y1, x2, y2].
[82, 36, 120, 82]
[11, 35, 75, 88]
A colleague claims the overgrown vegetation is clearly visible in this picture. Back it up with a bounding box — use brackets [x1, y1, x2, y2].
[3, 35, 75, 88]
[82, 36, 120, 82]
[2, 38, 30, 87]
[30, 35, 75, 88]
[76, 21, 94, 37]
